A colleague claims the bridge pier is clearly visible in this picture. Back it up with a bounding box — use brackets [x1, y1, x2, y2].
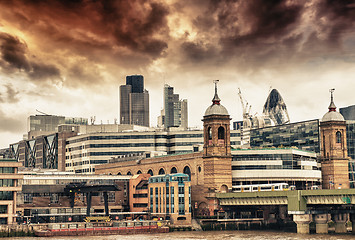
[332, 213, 348, 233]
[293, 214, 312, 234]
[314, 214, 329, 234]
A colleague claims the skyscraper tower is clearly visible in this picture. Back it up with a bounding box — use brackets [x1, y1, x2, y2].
[263, 89, 290, 125]
[320, 89, 349, 189]
[119, 75, 149, 127]
[161, 84, 188, 129]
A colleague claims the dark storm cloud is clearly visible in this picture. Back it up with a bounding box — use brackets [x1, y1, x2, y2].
[0, 32, 62, 82]
[315, 0, 355, 45]
[0, 32, 30, 72]
[178, 0, 355, 69]
[0, 0, 169, 58]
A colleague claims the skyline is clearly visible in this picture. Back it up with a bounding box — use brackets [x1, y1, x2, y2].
[1, 0, 355, 148]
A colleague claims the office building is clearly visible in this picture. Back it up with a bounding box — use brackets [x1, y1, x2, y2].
[250, 119, 320, 153]
[0, 158, 22, 224]
[27, 115, 87, 139]
[10, 125, 80, 171]
[65, 128, 241, 174]
[148, 173, 191, 226]
[161, 84, 188, 129]
[346, 121, 355, 187]
[129, 174, 150, 214]
[340, 105, 355, 120]
[231, 148, 321, 189]
[120, 75, 149, 127]
[263, 89, 290, 125]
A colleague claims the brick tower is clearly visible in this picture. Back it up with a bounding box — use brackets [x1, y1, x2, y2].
[320, 89, 350, 189]
[202, 80, 232, 193]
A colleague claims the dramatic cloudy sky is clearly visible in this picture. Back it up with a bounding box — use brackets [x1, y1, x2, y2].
[1, 0, 355, 148]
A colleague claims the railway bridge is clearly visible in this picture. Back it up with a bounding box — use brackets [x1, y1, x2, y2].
[216, 189, 355, 234]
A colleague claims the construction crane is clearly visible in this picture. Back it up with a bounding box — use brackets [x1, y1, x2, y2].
[237, 88, 252, 119]
[36, 109, 50, 116]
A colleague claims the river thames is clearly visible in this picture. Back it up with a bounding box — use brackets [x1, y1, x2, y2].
[5, 230, 355, 240]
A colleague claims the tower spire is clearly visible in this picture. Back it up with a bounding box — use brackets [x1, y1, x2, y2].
[212, 80, 221, 105]
[328, 88, 336, 112]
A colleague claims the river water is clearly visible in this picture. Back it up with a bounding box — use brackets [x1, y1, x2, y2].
[6, 230, 355, 240]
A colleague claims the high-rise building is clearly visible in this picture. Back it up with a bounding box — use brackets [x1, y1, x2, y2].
[340, 105, 355, 120]
[160, 84, 188, 129]
[119, 75, 149, 127]
[27, 115, 87, 139]
[263, 89, 290, 125]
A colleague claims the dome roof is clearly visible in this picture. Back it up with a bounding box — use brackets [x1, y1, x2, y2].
[204, 80, 229, 116]
[321, 89, 345, 122]
[321, 111, 344, 122]
[204, 104, 229, 116]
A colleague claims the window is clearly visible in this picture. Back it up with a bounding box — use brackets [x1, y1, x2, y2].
[171, 187, 174, 213]
[218, 127, 225, 139]
[183, 166, 191, 180]
[24, 193, 32, 203]
[170, 167, 177, 174]
[50, 193, 59, 204]
[336, 131, 342, 144]
[147, 169, 153, 176]
[208, 127, 212, 140]
[155, 188, 159, 213]
[0, 206, 7, 214]
[159, 168, 165, 175]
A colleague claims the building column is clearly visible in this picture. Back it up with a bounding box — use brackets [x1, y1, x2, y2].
[293, 214, 312, 234]
[332, 213, 348, 233]
[314, 214, 329, 234]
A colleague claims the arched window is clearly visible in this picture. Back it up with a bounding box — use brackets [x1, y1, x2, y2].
[158, 168, 165, 175]
[183, 166, 191, 180]
[208, 127, 212, 140]
[147, 169, 153, 176]
[127, 171, 132, 175]
[137, 170, 142, 174]
[170, 167, 177, 174]
[117, 172, 122, 175]
[218, 126, 225, 139]
[336, 131, 342, 144]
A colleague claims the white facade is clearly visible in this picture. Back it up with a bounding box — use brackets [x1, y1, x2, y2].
[231, 148, 322, 188]
[65, 128, 242, 174]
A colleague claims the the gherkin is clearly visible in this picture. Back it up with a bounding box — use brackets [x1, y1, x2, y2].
[263, 89, 290, 125]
